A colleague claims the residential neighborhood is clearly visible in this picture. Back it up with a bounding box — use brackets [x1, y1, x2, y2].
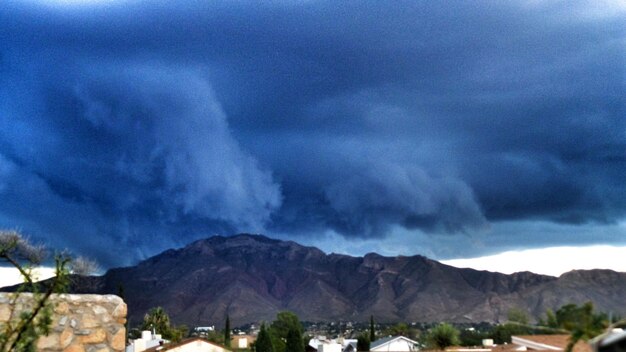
[129, 328, 626, 352]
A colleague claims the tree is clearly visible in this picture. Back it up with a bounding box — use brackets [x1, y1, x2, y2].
[202, 329, 224, 345]
[369, 315, 376, 342]
[554, 302, 607, 352]
[555, 303, 606, 332]
[0, 229, 73, 352]
[507, 308, 530, 325]
[286, 326, 304, 352]
[539, 309, 558, 328]
[459, 328, 489, 347]
[168, 325, 189, 343]
[255, 323, 274, 352]
[270, 311, 303, 352]
[491, 323, 532, 344]
[224, 314, 231, 348]
[384, 323, 418, 340]
[142, 307, 171, 336]
[141, 307, 191, 342]
[357, 333, 370, 352]
[270, 311, 303, 337]
[426, 323, 460, 350]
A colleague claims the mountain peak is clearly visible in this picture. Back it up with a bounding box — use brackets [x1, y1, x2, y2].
[188, 233, 280, 248]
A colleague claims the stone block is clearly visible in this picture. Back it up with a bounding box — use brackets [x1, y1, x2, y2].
[88, 344, 110, 352]
[0, 304, 11, 322]
[56, 302, 70, 315]
[65, 343, 86, 352]
[109, 328, 126, 351]
[61, 327, 75, 348]
[80, 328, 107, 344]
[112, 303, 127, 319]
[82, 315, 100, 328]
[93, 305, 107, 315]
[37, 333, 60, 350]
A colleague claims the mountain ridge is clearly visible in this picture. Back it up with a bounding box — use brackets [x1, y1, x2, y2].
[40, 234, 626, 326]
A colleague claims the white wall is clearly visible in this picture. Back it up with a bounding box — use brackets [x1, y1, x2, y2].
[371, 339, 416, 351]
[319, 343, 343, 352]
[168, 340, 229, 352]
[238, 338, 248, 349]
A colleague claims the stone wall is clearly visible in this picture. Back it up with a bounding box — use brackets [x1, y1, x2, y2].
[0, 293, 127, 352]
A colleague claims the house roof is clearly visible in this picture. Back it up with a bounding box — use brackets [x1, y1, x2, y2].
[371, 336, 419, 350]
[512, 335, 591, 352]
[371, 336, 397, 349]
[143, 337, 231, 352]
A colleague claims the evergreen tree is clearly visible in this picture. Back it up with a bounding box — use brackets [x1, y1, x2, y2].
[271, 311, 303, 337]
[117, 283, 125, 300]
[225, 314, 231, 348]
[270, 311, 303, 352]
[546, 309, 558, 328]
[369, 315, 376, 342]
[286, 326, 304, 352]
[256, 324, 274, 352]
[357, 334, 370, 352]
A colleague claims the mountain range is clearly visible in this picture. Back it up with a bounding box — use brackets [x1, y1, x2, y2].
[56, 234, 626, 326]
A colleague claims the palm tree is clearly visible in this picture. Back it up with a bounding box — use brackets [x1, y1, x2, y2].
[143, 307, 171, 336]
[563, 303, 607, 352]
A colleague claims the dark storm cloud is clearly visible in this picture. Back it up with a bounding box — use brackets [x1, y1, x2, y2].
[0, 0, 624, 264]
[0, 56, 282, 264]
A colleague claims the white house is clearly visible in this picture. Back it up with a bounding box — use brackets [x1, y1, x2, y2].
[126, 330, 170, 352]
[370, 336, 419, 352]
[144, 337, 231, 352]
[308, 337, 358, 352]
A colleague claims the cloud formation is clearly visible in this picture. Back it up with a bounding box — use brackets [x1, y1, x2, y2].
[0, 0, 624, 265]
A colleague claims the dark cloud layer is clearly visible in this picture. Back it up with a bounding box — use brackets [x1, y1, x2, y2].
[0, 0, 624, 265]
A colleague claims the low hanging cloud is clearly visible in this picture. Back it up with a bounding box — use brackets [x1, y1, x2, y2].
[71, 64, 282, 229]
[324, 164, 488, 236]
[0, 59, 282, 264]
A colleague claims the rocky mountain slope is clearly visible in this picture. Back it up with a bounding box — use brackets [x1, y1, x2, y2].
[75, 234, 626, 326]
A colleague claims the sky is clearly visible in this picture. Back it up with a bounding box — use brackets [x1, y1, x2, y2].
[0, 0, 625, 273]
